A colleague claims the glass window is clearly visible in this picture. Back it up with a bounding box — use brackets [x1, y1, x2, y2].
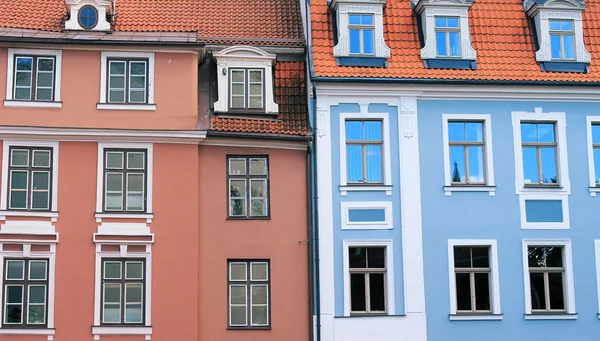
[107, 59, 148, 104]
[346, 120, 383, 184]
[527, 246, 565, 312]
[549, 20, 575, 60]
[448, 121, 485, 184]
[435, 17, 461, 57]
[7, 147, 53, 211]
[349, 247, 386, 314]
[592, 124, 600, 184]
[228, 260, 270, 328]
[103, 149, 147, 212]
[3, 259, 48, 327]
[101, 259, 145, 325]
[229, 69, 264, 110]
[453, 246, 491, 312]
[349, 14, 374, 55]
[520, 122, 558, 185]
[78, 5, 98, 29]
[227, 156, 269, 218]
[13, 56, 55, 101]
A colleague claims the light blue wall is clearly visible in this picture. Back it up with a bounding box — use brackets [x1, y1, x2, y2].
[418, 99, 600, 341]
[329, 103, 405, 316]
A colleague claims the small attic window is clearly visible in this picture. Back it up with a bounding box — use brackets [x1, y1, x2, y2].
[349, 14, 375, 55]
[65, 0, 111, 31]
[78, 6, 98, 29]
[549, 20, 574, 60]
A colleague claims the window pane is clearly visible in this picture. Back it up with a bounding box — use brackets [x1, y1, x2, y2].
[249, 158, 267, 175]
[109, 75, 125, 89]
[230, 285, 246, 304]
[350, 29, 360, 54]
[106, 173, 123, 192]
[29, 285, 45, 304]
[32, 192, 49, 210]
[551, 34, 561, 59]
[522, 147, 539, 184]
[455, 273, 471, 311]
[230, 199, 245, 216]
[106, 152, 124, 169]
[563, 35, 574, 59]
[230, 305, 246, 325]
[109, 61, 125, 75]
[471, 247, 489, 268]
[36, 89, 52, 101]
[448, 122, 465, 141]
[447, 17, 459, 27]
[251, 285, 267, 304]
[549, 20, 561, 30]
[125, 303, 142, 323]
[346, 121, 363, 140]
[15, 71, 31, 87]
[251, 263, 268, 281]
[465, 122, 483, 142]
[453, 247, 471, 268]
[474, 273, 490, 311]
[361, 15, 373, 25]
[6, 285, 23, 303]
[33, 151, 50, 167]
[5, 305, 22, 323]
[231, 84, 245, 97]
[130, 62, 146, 75]
[521, 123, 537, 142]
[9, 191, 26, 209]
[592, 125, 600, 144]
[249, 84, 262, 96]
[37, 72, 53, 88]
[369, 273, 385, 311]
[127, 174, 144, 192]
[365, 145, 382, 183]
[6, 261, 24, 280]
[594, 148, 600, 183]
[103, 304, 120, 323]
[347, 145, 363, 182]
[530, 272, 546, 310]
[250, 199, 266, 216]
[364, 121, 382, 141]
[249, 97, 262, 109]
[435, 17, 446, 27]
[540, 147, 557, 184]
[16, 57, 33, 71]
[126, 284, 143, 303]
[249, 70, 262, 83]
[33, 172, 50, 191]
[436, 31, 447, 56]
[350, 273, 366, 312]
[126, 262, 143, 279]
[349, 247, 367, 268]
[231, 70, 244, 82]
[231, 96, 244, 109]
[129, 90, 146, 103]
[548, 272, 565, 310]
[367, 247, 385, 268]
[561, 20, 573, 30]
[28, 305, 45, 324]
[449, 146, 465, 182]
[109, 90, 125, 103]
[127, 152, 145, 169]
[449, 31, 460, 57]
[229, 159, 246, 175]
[10, 171, 28, 190]
[29, 261, 47, 280]
[14, 88, 31, 100]
[104, 262, 122, 279]
[537, 123, 555, 142]
[104, 283, 121, 303]
[230, 180, 246, 198]
[528, 246, 562, 267]
[467, 146, 484, 183]
[363, 29, 374, 54]
[251, 306, 268, 325]
[11, 150, 29, 167]
[126, 191, 143, 210]
[229, 263, 246, 281]
[349, 14, 361, 25]
[130, 76, 146, 89]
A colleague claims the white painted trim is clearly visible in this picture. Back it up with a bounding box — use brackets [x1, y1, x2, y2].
[0, 210, 58, 220]
[340, 201, 392, 229]
[96, 104, 157, 111]
[595, 240, 600, 316]
[441, 114, 495, 196]
[95, 213, 153, 223]
[65, 0, 112, 31]
[339, 185, 392, 196]
[1, 221, 55, 234]
[524, 314, 577, 320]
[342, 239, 395, 316]
[449, 314, 503, 321]
[586, 116, 600, 196]
[3, 101, 62, 109]
[521, 239, 576, 315]
[97, 223, 151, 235]
[511, 108, 570, 195]
[0, 140, 59, 212]
[5, 49, 62, 103]
[99, 52, 155, 105]
[447, 239, 501, 316]
[339, 111, 392, 187]
[95, 142, 153, 215]
[92, 326, 152, 340]
[518, 193, 570, 229]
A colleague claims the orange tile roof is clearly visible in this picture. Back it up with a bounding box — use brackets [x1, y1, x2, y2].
[311, 0, 600, 82]
[0, 0, 66, 32]
[211, 61, 310, 136]
[113, 0, 199, 32]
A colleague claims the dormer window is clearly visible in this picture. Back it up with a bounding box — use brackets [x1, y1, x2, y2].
[549, 20, 574, 60]
[349, 14, 374, 55]
[78, 6, 99, 30]
[435, 17, 460, 57]
[229, 69, 264, 111]
[65, 0, 111, 31]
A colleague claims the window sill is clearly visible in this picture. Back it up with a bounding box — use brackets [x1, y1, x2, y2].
[444, 185, 496, 197]
[4, 100, 62, 109]
[227, 216, 271, 220]
[0, 328, 55, 340]
[589, 186, 600, 197]
[0, 210, 58, 221]
[96, 103, 157, 111]
[524, 313, 577, 320]
[92, 326, 152, 340]
[518, 185, 568, 195]
[540, 61, 588, 73]
[449, 314, 503, 321]
[227, 326, 271, 330]
[423, 59, 477, 70]
[95, 212, 153, 223]
[340, 185, 392, 196]
[335, 56, 388, 67]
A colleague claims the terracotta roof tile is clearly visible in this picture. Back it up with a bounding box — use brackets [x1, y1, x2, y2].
[113, 0, 199, 32]
[211, 61, 309, 136]
[311, 0, 600, 82]
[0, 0, 65, 32]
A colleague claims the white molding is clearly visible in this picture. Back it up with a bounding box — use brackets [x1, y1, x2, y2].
[339, 185, 392, 196]
[447, 239, 501, 316]
[449, 314, 503, 321]
[92, 326, 152, 340]
[99, 51, 155, 105]
[65, 0, 112, 31]
[0, 140, 59, 212]
[340, 201, 392, 229]
[6, 49, 62, 104]
[95, 142, 153, 215]
[97, 223, 150, 235]
[0, 328, 55, 340]
[0, 210, 58, 221]
[213, 46, 278, 114]
[342, 239, 395, 316]
[96, 104, 157, 111]
[95, 213, 153, 224]
[519, 193, 570, 229]
[521, 239, 576, 315]
[595, 240, 600, 316]
[339, 111, 392, 187]
[511, 108, 570, 195]
[441, 114, 495, 196]
[1, 220, 55, 234]
[524, 313, 577, 320]
[3, 101, 62, 109]
[586, 116, 600, 196]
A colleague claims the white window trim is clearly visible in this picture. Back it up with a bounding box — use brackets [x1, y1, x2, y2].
[447, 240, 501, 319]
[4, 49, 62, 109]
[342, 239, 395, 316]
[442, 114, 495, 196]
[93, 244, 152, 340]
[340, 201, 392, 230]
[0, 140, 59, 219]
[595, 240, 600, 318]
[521, 239, 576, 318]
[64, 0, 112, 31]
[585, 116, 600, 196]
[0, 243, 57, 340]
[511, 107, 570, 195]
[95, 142, 153, 220]
[98, 52, 155, 110]
[339, 111, 392, 189]
[519, 193, 569, 229]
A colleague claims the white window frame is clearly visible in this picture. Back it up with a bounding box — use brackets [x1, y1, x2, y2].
[521, 239, 576, 319]
[0, 242, 56, 339]
[340, 201, 392, 230]
[447, 240, 501, 320]
[585, 116, 600, 196]
[4, 49, 62, 109]
[339, 111, 392, 194]
[0, 141, 59, 220]
[511, 108, 570, 195]
[519, 193, 569, 230]
[95, 143, 153, 223]
[92, 244, 152, 340]
[442, 114, 495, 196]
[342, 239, 395, 316]
[98, 52, 156, 111]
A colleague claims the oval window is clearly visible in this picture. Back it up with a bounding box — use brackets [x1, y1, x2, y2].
[78, 6, 98, 29]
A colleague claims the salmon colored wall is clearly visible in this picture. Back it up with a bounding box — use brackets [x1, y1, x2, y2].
[198, 146, 309, 341]
[0, 49, 198, 130]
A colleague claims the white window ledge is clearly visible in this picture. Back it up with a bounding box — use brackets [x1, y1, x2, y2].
[340, 185, 392, 196]
[96, 103, 157, 111]
[0, 210, 58, 221]
[449, 314, 503, 321]
[95, 213, 153, 223]
[444, 185, 496, 197]
[524, 313, 577, 320]
[4, 100, 62, 109]
[92, 326, 152, 340]
[0, 328, 55, 340]
[589, 187, 600, 197]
